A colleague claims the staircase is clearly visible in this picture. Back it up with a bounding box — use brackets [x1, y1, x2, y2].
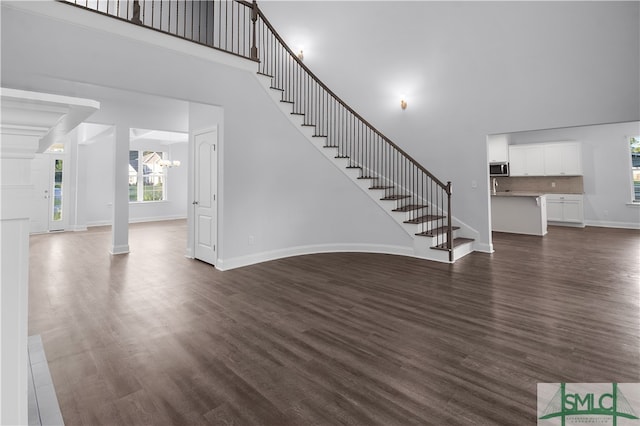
[59, 0, 476, 262]
[254, 73, 475, 263]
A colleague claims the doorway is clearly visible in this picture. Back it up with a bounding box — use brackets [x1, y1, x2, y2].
[193, 128, 218, 265]
[30, 153, 66, 233]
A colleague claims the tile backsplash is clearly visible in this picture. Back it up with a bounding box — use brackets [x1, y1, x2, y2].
[493, 176, 583, 194]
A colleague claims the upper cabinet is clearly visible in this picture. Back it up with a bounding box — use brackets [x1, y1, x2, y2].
[509, 145, 545, 176]
[488, 134, 509, 163]
[509, 141, 582, 177]
[543, 142, 582, 176]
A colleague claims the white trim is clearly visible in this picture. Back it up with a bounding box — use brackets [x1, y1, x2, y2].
[215, 243, 417, 271]
[110, 244, 130, 255]
[584, 220, 640, 230]
[547, 221, 585, 228]
[129, 215, 187, 224]
[626, 202, 640, 207]
[473, 242, 494, 254]
[86, 215, 187, 228]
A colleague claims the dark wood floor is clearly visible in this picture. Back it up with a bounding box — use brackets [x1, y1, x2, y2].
[28, 221, 640, 425]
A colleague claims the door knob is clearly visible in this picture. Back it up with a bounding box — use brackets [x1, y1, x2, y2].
[192, 201, 199, 205]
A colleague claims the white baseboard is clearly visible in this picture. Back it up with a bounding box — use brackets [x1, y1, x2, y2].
[215, 243, 416, 271]
[110, 244, 130, 255]
[584, 219, 640, 230]
[548, 221, 585, 228]
[473, 242, 494, 254]
[129, 215, 187, 224]
[86, 215, 188, 228]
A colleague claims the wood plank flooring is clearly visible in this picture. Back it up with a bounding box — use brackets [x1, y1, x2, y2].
[28, 221, 640, 425]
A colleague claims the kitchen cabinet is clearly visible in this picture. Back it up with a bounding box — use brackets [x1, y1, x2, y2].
[508, 142, 582, 177]
[491, 193, 547, 236]
[544, 142, 582, 176]
[508, 145, 545, 176]
[546, 194, 584, 225]
[488, 135, 509, 163]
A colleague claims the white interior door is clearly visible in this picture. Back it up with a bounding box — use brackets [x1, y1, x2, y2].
[30, 154, 66, 233]
[30, 155, 50, 233]
[194, 129, 218, 265]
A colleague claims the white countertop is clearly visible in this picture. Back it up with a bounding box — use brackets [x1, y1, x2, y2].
[491, 191, 544, 197]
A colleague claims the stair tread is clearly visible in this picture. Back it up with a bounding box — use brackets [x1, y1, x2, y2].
[313, 135, 328, 138]
[291, 112, 305, 116]
[280, 100, 294, 104]
[431, 237, 475, 251]
[381, 195, 411, 201]
[392, 204, 427, 212]
[346, 166, 362, 169]
[404, 214, 442, 224]
[335, 155, 349, 159]
[323, 145, 338, 148]
[357, 176, 378, 180]
[415, 226, 460, 237]
[301, 124, 316, 127]
[257, 71, 274, 78]
[271, 86, 284, 91]
[369, 186, 394, 190]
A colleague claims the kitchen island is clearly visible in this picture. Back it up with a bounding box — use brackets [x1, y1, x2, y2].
[491, 192, 547, 236]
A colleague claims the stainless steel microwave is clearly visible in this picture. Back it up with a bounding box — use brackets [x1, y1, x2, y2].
[489, 162, 509, 176]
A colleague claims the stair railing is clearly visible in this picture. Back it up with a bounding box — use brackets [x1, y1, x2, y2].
[58, 0, 454, 260]
[60, 0, 257, 61]
[250, 2, 453, 260]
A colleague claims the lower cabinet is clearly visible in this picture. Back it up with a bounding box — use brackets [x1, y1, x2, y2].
[546, 194, 584, 225]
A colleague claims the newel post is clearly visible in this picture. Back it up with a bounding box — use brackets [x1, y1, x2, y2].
[250, 0, 258, 60]
[446, 181, 453, 262]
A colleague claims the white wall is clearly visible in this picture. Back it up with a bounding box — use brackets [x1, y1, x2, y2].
[81, 132, 115, 226]
[508, 121, 640, 229]
[259, 0, 640, 246]
[1, 1, 415, 267]
[4, 1, 638, 260]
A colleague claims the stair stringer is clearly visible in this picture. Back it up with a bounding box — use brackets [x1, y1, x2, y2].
[254, 73, 476, 263]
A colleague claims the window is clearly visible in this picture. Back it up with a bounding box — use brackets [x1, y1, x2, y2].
[129, 150, 167, 202]
[631, 137, 640, 202]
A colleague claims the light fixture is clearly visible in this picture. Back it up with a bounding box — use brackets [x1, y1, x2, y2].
[297, 49, 304, 61]
[400, 99, 407, 110]
[158, 159, 181, 168]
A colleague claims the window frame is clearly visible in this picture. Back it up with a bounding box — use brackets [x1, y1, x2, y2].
[129, 150, 168, 203]
[630, 136, 640, 204]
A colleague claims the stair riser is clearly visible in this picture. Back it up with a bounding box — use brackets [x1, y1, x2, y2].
[411, 228, 458, 247]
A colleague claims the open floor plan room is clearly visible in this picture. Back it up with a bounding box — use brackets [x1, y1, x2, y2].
[28, 220, 640, 425]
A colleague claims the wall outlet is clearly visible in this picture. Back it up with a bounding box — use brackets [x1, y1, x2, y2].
[248, 235, 255, 245]
[551, 182, 556, 188]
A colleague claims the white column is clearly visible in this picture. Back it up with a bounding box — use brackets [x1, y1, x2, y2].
[111, 124, 130, 255]
[0, 137, 38, 425]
